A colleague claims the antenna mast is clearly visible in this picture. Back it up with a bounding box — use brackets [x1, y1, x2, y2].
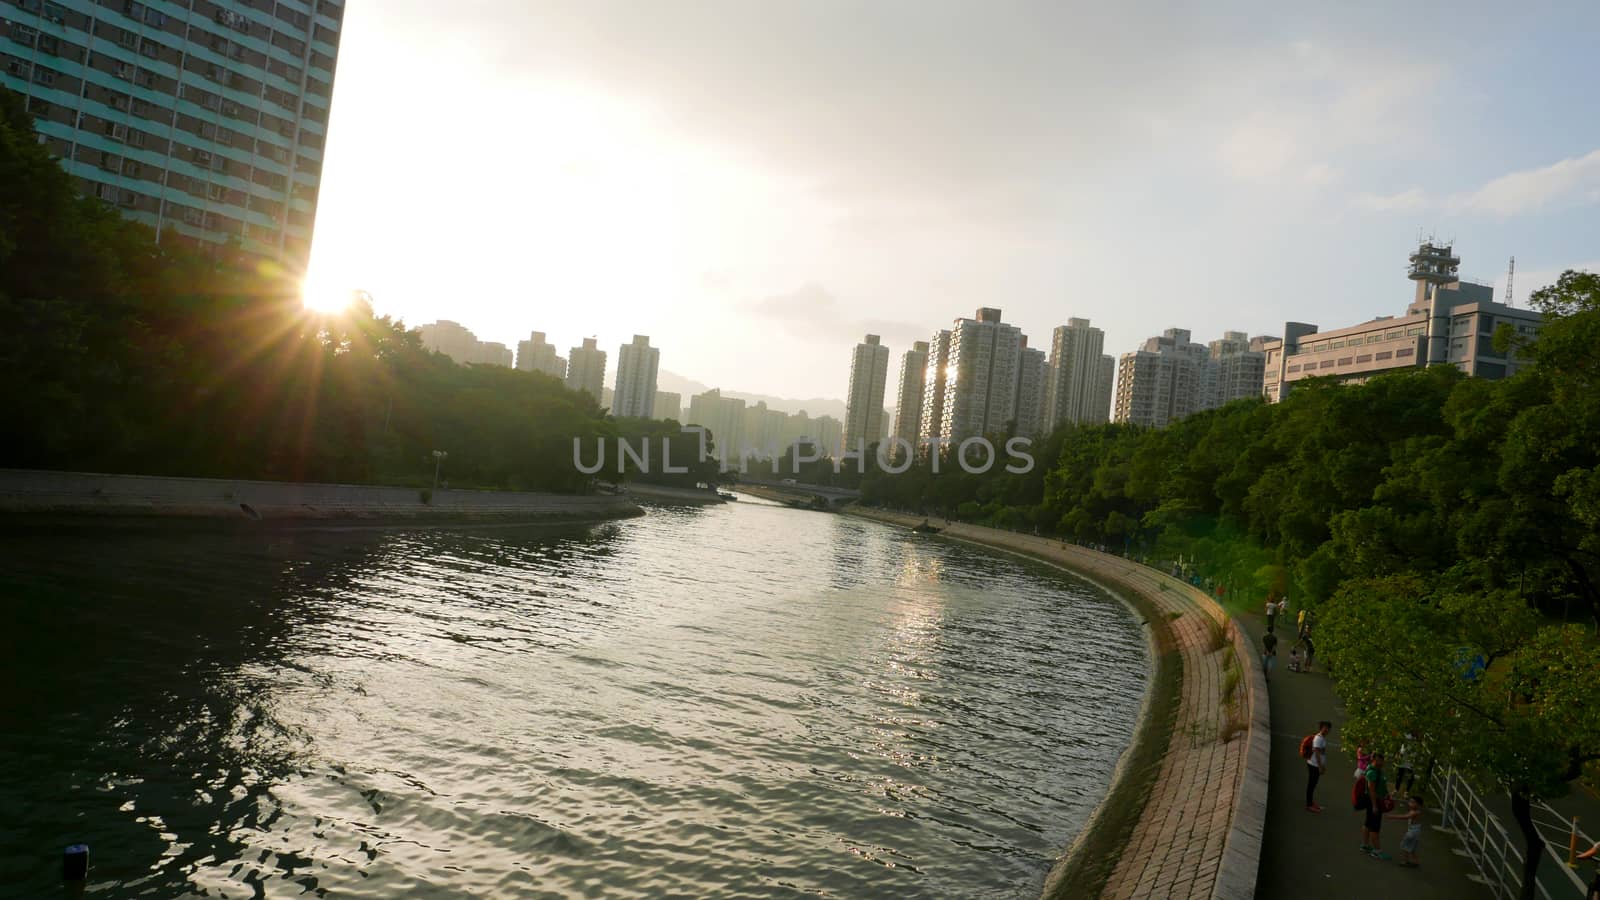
[1506, 256, 1515, 307]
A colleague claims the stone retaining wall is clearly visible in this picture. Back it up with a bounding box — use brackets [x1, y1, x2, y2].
[0, 468, 643, 523]
[845, 507, 1268, 899]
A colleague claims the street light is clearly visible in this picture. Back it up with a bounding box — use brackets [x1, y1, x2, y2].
[432, 450, 448, 491]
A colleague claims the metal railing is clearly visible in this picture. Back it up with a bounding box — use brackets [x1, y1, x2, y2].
[1436, 766, 1592, 899]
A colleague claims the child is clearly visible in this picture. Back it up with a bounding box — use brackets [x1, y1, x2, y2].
[1288, 645, 1303, 672]
[1355, 744, 1372, 780]
[1387, 796, 1425, 867]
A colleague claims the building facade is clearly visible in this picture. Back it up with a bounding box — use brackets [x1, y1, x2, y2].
[612, 334, 659, 419]
[417, 320, 511, 367]
[515, 331, 566, 378]
[565, 337, 606, 402]
[890, 340, 928, 453]
[1, 0, 343, 267]
[1013, 344, 1048, 437]
[918, 329, 952, 448]
[1043, 317, 1107, 432]
[1113, 328, 1209, 427]
[654, 390, 681, 423]
[1260, 243, 1542, 402]
[939, 308, 1023, 443]
[1089, 354, 1114, 424]
[843, 333, 890, 451]
[686, 388, 745, 464]
[1206, 331, 1271, 408]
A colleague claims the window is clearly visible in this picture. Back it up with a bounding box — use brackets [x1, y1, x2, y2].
[1337, 357, 1353, 366]
[1385, 330, 1401, 340]
[1396, 348, 1414, 358]
[1375, 351, 1393, 361]
[1319, 360, 1335, 369]
[1366, 334, 1382, 344]
[139, 38, 159, 59]
[118, 30, 139, 49]
[1356, 354, 1372, 363]
[33, 66, 56, 86]
[1406, 326, 1425, 336]
[127, 129, 146, 147]
[1286, 364, 1301, 373]
[104, 121, 127, 141]
[207, 182, 226, 201]
[38, 34, 58, 54]
[1330, 340, 1345, 349]
[124, 160, 143, 178]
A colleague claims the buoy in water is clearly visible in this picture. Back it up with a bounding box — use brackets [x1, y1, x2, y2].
[63, 844, 89, 881]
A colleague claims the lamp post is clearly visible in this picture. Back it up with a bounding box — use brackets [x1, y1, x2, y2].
[432, 450, 448, 491]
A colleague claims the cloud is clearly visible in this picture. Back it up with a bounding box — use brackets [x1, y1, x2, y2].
[1354, 187, 1426, 211]
[745, 283, 926, 349]
[1454, 148, 1600, 216]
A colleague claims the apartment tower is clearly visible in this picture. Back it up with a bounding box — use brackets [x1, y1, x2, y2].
[843, 333, 890, 451]
[612, 334, 660, 419]
[1, 0, 343, 267]
[938, 308, 1023, 443]
[515, 331, 566, 378]
[565, 337, 607, 402]
[890, 340, 929, 453]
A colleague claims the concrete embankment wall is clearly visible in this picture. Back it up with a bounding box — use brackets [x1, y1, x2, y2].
[845, 507, 1268, 900]
[0, 468, 643, 524]
[621, 483, 727, 505]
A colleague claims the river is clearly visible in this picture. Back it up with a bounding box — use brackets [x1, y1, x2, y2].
[0, 500, 1146, 898]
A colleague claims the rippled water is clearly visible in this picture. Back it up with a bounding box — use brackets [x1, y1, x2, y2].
[0, 500, 1145, 898]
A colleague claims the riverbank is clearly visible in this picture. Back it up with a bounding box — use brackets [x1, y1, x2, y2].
[845, 507, 1267, 900]
[0, 468, 643, 524]
[620, 482, 728, 505]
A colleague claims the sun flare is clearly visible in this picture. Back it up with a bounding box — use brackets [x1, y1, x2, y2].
[300, 277, 354, 314]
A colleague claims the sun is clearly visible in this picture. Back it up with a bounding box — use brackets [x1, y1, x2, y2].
[300, 276, 354, 314]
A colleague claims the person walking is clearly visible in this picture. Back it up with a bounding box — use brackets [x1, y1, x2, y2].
[1359, 753, 1393, 859]
[1265, 596, 1279, 633]
[1262, 629, 1279, 682]
[1304, 720, 1331, 812]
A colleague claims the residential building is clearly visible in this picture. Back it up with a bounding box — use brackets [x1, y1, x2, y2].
[1261, 242, 1542, 402]
[1206, 332, 1272, 408]
[1043, 317, 1107, 432]
[417, 320, 511, 367]
[1, 0, 343, 268]
[612, 335, 660, 419]
[686, 388, 745, 463]
[1089, 354, 1115, 424]
[515, 331, 566, 378]
[565, 337, 606, 401]
[890, 340, 928, 452]
[1013, 343, 1048, 437]
[938, 308, 1023, 443]
[740, 401, 788, 460]
[654, 391, 681, 422]
[843, 334, 890, 451]
[918, 330, 952, 447]
[1113, 328, 1209, 427]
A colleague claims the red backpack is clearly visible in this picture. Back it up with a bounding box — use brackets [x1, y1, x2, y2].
[1299, 734, 1315, 760]
[1352, 772, 1369, 809]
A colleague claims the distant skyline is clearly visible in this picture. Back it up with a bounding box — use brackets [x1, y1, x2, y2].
[304, 1, 1600, 400]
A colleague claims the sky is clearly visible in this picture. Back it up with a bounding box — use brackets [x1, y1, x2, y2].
[302, 0, 1600, 401]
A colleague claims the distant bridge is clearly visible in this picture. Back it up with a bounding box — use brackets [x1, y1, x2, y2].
[733, 477, 860, 510]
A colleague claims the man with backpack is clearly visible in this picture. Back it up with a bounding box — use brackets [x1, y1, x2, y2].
[1301, 720, 1331, 812]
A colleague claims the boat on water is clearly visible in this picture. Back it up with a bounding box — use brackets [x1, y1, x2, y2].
[911, 520, 941, 534]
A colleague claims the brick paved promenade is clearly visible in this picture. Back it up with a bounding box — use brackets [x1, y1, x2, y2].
[846, 509, 1267, 900]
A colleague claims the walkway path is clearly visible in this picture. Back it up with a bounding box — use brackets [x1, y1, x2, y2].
[1236, 611, 1487, 898]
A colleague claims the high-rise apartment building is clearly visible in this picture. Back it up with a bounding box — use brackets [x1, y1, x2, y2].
[939, 308, 1024, 443]
[1206, 332, 1272, 408]
[612, 334, 659, 419]
[654, 391, 681, 423]
[1043, 317, 1107, 432]
[1089, 354, 1114, 424]
[918, 330, 952, 447]
[843, 334, 890, 451]
[1013, 344, 1048, 437]
[890, 340, 928, 452]
[1261, 242, 1542, 402]
[1, 0, 343, 268]
[417, 320, 511, 367]
[515, 331, 566, 378]
[1113, 328, 1209, 427]
[686, 388, 745, 463]
[565, 337, 606, 401]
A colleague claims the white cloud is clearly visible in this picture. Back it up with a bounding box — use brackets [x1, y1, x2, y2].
[1354, 187, 1426, 211]
[1454, 148, 1600, 215]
